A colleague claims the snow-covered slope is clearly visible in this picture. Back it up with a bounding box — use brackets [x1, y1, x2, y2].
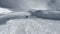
[0, 18, 60, 34]
[0, 11, 31, 25]
[30, 10, 60, 20]
[0, 8, 13, 14]
[0, 7, 60, 34]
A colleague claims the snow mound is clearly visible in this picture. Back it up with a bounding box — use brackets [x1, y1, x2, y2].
[0, 18, 60, 34]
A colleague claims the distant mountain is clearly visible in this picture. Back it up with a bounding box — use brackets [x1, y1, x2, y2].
[30, 9, 60, 20]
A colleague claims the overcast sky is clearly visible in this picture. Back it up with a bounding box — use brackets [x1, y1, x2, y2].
[0, 0, 51, 11]
[1, 0, 60, 11]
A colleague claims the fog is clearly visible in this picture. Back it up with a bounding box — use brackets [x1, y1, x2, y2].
[48, 0, 60, 10]
[0, 0, 50, 11]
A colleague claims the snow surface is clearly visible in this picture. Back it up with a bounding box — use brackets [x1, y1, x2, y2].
[0, 8, 13, 14]
[0, 7, 60, 34]
[0, 18, 60, 34]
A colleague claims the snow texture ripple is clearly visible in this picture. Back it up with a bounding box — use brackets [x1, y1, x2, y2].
[0, 18, 60, 34]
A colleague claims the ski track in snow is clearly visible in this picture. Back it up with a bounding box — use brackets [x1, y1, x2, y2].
[0, 18, 60, 34]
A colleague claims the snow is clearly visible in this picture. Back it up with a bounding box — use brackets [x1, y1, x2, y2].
[7, 12, 31, 16]
[0, 7, 60, 34]
[0, 18, 60, 34]
[0, 8, 13, 14]
[30, 10, 60, 20]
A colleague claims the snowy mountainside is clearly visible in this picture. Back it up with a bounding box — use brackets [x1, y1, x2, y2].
[0, 8, 13, 14]
[0, 8, 60, 34]
[0, 18, 60, 34]
[30, 10, 60, 20]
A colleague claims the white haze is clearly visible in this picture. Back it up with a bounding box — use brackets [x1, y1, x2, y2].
[0, 0, 50, 11]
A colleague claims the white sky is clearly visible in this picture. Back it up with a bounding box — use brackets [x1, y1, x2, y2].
[0, 0, 50, 11]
